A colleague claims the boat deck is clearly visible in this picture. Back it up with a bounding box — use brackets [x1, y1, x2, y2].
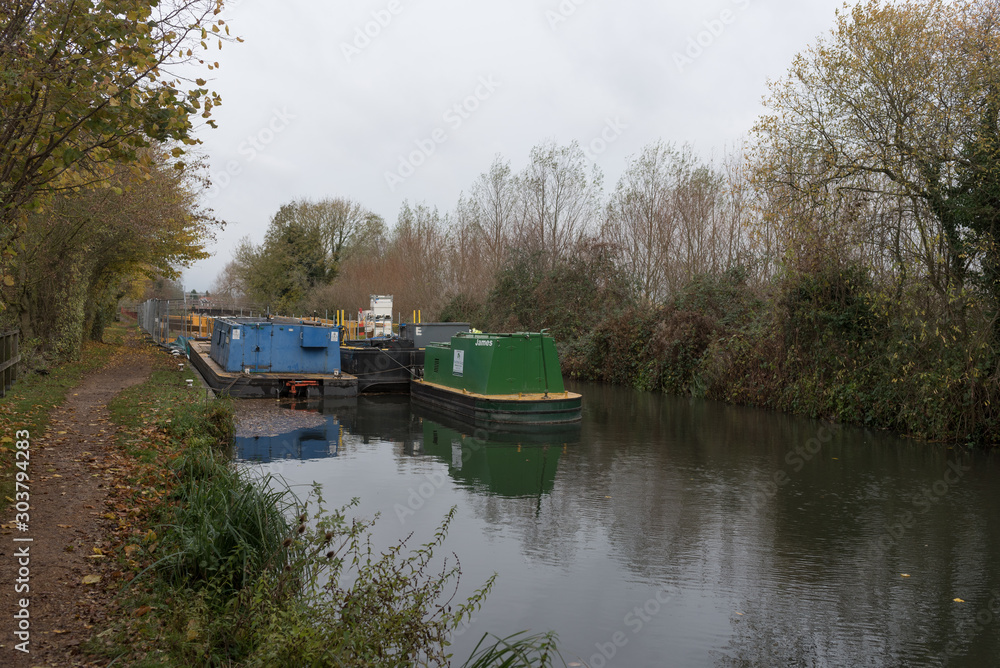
[412, 379, 581, 402]
[410, 378, 582, 424]
[189, 341, 359, 398]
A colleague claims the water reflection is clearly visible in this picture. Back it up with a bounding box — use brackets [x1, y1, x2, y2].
[234, 416, 341, 462]
[232, 383, 1000, 667]
[412, 405, 578, 498]
[313, 395, 419, 445]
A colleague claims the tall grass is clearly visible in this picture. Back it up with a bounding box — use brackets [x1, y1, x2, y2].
[156, 448, 295, 594]
[462, 631, 567, 668]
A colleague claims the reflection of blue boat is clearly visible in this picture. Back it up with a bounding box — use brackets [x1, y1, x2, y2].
[290, 395, 419, 445]
[234, 418, 342, 462]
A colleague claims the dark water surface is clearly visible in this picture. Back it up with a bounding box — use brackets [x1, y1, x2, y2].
[234, 382, 1000, 667]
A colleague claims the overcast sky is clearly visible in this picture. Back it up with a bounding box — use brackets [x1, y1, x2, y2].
[181, 0, 846, 291]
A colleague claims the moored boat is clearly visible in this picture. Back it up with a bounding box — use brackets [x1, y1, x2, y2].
[409, 331, 582, 425]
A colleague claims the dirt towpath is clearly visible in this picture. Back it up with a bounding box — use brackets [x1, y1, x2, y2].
[0, 331, 153, 667]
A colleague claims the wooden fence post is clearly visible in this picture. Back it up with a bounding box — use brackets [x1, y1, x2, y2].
[0, 330, 21, 398]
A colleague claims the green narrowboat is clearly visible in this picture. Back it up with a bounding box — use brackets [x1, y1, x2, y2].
[409, 331, 582, 425]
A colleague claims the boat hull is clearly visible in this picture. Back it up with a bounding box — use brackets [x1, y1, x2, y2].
[189, 341, 358, 398]
[410, 379, 581, 425]
[339, 341, 420, 392]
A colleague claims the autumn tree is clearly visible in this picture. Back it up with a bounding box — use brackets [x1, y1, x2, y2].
[0, 0, 234, 293]
[224, 198, 387, 314]
[289, 197, 386, 277]
[386, 201, 449, 314]
[752, 0, 1000, 326]
[231, 208, 328, 313]
[4, 148, 217, 358]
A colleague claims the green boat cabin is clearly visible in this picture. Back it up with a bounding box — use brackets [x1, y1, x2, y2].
[422, 332, 566, 396]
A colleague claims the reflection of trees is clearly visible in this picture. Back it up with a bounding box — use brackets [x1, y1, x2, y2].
[464, 380, 1000, 665]
[313, 395, 421, 449]
[300, 381, 1000, 664]
[703, 410, 1000, 665]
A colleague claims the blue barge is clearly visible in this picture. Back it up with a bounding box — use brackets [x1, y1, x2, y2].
[189, 318, 358, 398]
[210, 318, 342, 374]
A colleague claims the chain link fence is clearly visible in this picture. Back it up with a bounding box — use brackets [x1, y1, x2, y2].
[135, 299, 240, 346]
[132, 299, 395, 347]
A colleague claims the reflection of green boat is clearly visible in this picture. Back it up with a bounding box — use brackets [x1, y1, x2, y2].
[417, 411, 572, 498]
[411, 402, 581, 444]
[410, 332, 582, 425]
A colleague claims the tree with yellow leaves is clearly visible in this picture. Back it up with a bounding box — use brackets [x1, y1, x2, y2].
[0, 0, 236, 295]
[9, 148, 219, 360]
[752, 0, 1000, 331]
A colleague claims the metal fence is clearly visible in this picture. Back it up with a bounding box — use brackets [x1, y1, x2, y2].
[133, 299, 400, 346]
[135, 299, 273, 346]
[136, 300, 223, 346]
[0, 329, 20, 398]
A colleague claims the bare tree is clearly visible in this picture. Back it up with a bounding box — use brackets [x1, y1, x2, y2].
[604, 142, 749, 300]
[517, 140, 602, 267]
[469, 155, 519, 275]
[604, 141, 677, 302]
[210, 260, 249, 308]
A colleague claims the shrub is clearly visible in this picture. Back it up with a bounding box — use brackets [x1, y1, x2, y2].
[439, 292, 485, 326]
[779, 262, 879, 349]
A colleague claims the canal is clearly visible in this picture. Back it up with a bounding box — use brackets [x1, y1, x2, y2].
[233, 381, 1000, 667]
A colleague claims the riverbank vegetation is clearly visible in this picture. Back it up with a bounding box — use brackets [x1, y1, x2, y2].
[80, 325, 561, 666]
[219, 0, 999, 446]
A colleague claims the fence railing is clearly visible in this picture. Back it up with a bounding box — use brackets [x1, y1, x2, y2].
[136, 300, 211, 346]
[0, 329, 20, 398]
[132, 299, 410, 346]
[134, 300, 269, 347]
